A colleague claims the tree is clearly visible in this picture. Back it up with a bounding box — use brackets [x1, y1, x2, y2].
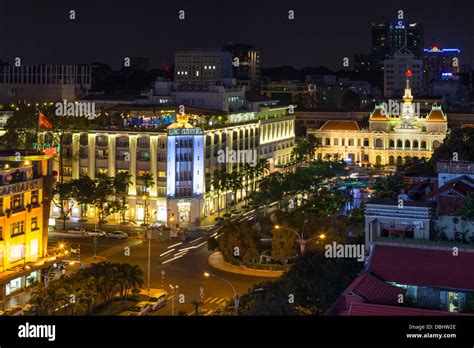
[52, 181, 75, 230]
[212, 170, 225, 219]
[90, 174, 117, 226]
[271, 226, 297, 263]
[456, 193, 474, 220]
[113, 171, 132, 224]
[70, 176, 96, 222]
[228, 171, 243, 211]
[238, 251, 363, 315]
[372, 173, 405, 199]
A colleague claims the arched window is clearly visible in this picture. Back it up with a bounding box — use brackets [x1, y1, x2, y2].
[375, 138, 383, 148]
[397, 140, 403, 148]
[389, 140, 395, 148]
[433, 140, 441, 149]
[405, 140, 411, 149]
[389, 156, 395, 164]
[421, 141, 427, 149]
[413, 140, 419, 149]
[397, 156, 402, 165]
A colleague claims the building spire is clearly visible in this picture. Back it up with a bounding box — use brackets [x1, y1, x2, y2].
[403, 67, 413, 103]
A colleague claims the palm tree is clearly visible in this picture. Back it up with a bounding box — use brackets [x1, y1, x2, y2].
[139, 172, 155, 226]
[228, 171, 243, 212]
[116, 263, 144, 301]
[212, 170, 224, 219]
[373, 174, 405, 199]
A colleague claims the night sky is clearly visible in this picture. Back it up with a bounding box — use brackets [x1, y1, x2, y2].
[0, 0, 473, 70]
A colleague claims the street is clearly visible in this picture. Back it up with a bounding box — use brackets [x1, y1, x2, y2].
[48, 230, 268, 316]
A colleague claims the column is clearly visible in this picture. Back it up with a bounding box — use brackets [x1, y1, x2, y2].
[108, 134, 116, 178]
[88, 134, 96, 179]
[72, 133, 80, 179]
[129, 135, 137, 195]
[150, 135, 158, 197]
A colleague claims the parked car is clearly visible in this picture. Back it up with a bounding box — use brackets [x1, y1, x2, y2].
[0, 306, 24, 316]
[84, 229, 107, 237]
[147, 290, 168, 311]
[106, 231, 128, 239]
[119, 302, 150, 316]
[67, 227, 86, 235]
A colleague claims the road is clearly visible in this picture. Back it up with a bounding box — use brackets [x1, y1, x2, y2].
[48, 229, 268, 316]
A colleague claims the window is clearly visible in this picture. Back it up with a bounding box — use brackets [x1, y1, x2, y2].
[5, 276, 22, 295]
[30, 239, 39, 256]
[12, 193, 24, 211]
[11, 221, 25, 237]
[158, 171, 166, 178]
[342, 139, 345, 146]
[363, 138, 369, 147]
[31, 217, 39, 231]
[333, 138, 339, 146]
[325, 138, 331, 146]
[348, 139, 354, 146]
[97, 168, 108, 176]
[31, 190, 39, 206]
[80, 167, 88, 176]
[9, 244, 24, 262]
[26, 271, 39, 287]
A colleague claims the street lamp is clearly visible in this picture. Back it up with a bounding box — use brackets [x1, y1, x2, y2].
[203, 272, 238, 309]
[169, 284, 179, 316]
[274, 225, 306, 255]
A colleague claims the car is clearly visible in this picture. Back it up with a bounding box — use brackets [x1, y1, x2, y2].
[0, 306, 24, 316]
[84, 229, 107, 237]
[119, 302, 150, 316]
[67, 227, 86, 235]
[106, 231, 128, 239]
[147, 290, 169, 311]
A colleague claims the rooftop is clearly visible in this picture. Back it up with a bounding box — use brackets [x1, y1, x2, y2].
[319, 120, 360, 131]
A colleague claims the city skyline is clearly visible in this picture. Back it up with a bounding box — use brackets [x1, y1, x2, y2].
[0, 0, 473, 70]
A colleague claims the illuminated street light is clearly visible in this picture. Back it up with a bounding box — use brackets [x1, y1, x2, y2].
[203, 272, 238, 309]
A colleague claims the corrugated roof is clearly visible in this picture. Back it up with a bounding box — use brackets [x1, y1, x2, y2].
[369, 243, 474, 292]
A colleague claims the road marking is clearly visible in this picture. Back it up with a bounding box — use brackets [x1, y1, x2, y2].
[178, 246, 196, 252]
[215, 298, 226, 304]
[194, 241, 207, 249]
[189, 236, 203, 244]
[203, 297, 213, 303]
[168, 242, 182, 249]
[160, 249, 175, 257]
[173, 250, 188, 257]
[208, 297, 219, 304]
[162, 254, 184, 264]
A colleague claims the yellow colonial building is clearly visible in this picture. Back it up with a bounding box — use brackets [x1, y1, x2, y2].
[0, 154, 55, 301]
[310, 78, 447, 166]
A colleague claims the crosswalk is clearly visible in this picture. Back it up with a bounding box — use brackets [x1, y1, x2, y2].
[202, 297, 230, 305]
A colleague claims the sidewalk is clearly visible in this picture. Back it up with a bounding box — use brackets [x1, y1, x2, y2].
[207, 252, 284, 278]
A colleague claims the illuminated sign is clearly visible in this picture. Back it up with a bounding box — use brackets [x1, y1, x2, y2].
[33, 143, 60, 155]
[0, 179, 40, 196]
[168, 128, 203, 136]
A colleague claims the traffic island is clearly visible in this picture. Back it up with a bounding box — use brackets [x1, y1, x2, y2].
[207, 252, 284, 278]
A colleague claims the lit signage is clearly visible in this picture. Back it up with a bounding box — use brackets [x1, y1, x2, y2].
[0, 179, 40, 196]
[33, 143, 60, 155]
[168, 128, 204, 136]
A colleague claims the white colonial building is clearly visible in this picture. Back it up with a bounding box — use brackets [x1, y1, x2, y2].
[310, 78, 447, 166]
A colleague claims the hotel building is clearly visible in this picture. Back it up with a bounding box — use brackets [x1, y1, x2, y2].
[0, 153, 55, 301]
[309, 78, 447, 166]
[49, 105, 295, 227]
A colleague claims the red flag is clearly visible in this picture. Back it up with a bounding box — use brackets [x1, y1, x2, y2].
[406, 69, 413, 77]
[38, 112, 53, 129]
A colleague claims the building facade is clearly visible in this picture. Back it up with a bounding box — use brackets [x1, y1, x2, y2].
[0, 64, 91, 104]
[384, 48, 423, 97]
[0, 154, 55, 301]
[310, 78, 447, 166]
[50, 106, 295, 226]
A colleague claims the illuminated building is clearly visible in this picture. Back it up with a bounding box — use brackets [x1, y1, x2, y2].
[223, 44, 261, 88]
[50, 105, 295, 226]
[0, 153, 55, 301]
[384, 48, 423, 97]
[423, 46, 461, 87]
[310, 77, 447, 166]
[0, 64, 91, 104]
[174, 50, 233, 85]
